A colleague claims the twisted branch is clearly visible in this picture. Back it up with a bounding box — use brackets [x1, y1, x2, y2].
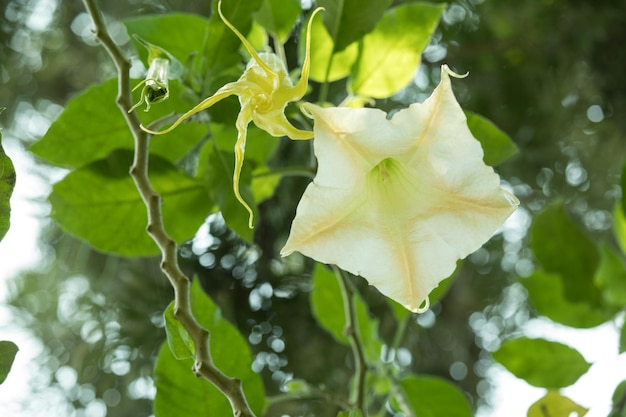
[81, 1, 256, 416]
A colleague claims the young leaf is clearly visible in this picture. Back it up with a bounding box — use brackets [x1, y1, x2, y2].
[493, 338, 591, 389]
[0, 129, 16, 242]
[0, 341, 18, 385]
[465, 111, 519, 166]
[523, 269, 609, 328]
[310, 263, 349, 345]
[31, 78, 206, 169]
[317, 0, 392, 53]
[163, 301, 195, 360]
[254, 0, 301, 43]
[399, 375, 472, 417]
[527, 391, 588, 417]
[349, 2, 445, 99]
[154, 280, 265, 417]
[50, 150, 211, 256]
[531, 202, 602, 306]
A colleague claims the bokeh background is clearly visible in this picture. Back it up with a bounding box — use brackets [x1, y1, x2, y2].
[1, 0, 625, 416]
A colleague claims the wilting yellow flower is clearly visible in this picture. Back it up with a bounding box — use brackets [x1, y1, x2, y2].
[141, 2, 323, 228]
[281, 65, 518, 313]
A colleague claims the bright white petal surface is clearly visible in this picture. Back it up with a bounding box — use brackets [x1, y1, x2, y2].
[282, 66, 518, 312]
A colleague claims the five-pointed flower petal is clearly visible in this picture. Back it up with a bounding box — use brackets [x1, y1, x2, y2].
[281, 65, 518, 312]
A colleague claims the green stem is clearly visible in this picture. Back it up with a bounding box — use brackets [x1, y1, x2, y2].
[333, 265, 368, 414]
[81, 1, 256, 416]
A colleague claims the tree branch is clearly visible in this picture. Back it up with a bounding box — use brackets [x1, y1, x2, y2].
[81, 1, 256, 416]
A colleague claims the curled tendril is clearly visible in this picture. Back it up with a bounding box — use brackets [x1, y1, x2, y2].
[140, 1, 323, 229]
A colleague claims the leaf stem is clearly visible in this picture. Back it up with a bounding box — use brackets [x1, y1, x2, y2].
[333, 265, 368, 414]
[81, 1, 256, 416]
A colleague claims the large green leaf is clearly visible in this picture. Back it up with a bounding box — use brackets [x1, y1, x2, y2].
[254, 0, 301, 43]
[531, 202, 602, 305]
[466, 111, 519, 166]
[203, 0, 263, 81]
[527, 391, 588, 417]
[317, 0, 392, 53]
[124, 14, 209, 64]
[493, 338, 591, 388]
[310, 263, 349, 345]
[154, 280, 265, 417]
[0, 129, 15, 242]
[50, 150, 211, 256]
[523, 269, 609, 328]
[0, 341, 18, 385]
[31, 78, 206, 169]
[349, 2, 445, 99]
[305, 12, 358, 83]
[399, 375, 472, 417]
[337, 410, 363, 417]
[594, 244, 626, 308]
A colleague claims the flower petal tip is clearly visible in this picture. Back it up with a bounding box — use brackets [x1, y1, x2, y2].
[442, 64, 469, 79]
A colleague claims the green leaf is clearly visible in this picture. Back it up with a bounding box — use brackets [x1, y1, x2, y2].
[523, 269, 609, 328]
[465, 111, 519, 166]
[203, 0, 264, 81]
[614, 204, 626, 256]
[493, 338, 591, 388]
[0, 129, 16, 242]
[354, 289, 383, 363]
[50, 150, 211, 256]
[254, 0, 301, 43]
[531, 202, 602, 306]
[620, 322, 626, 354]
[0, 341, 18, 385]
[163, 301, 195, 360]
[305, 13, 358, 83]
[197, 141, 256, 242]
[349, 2, 445, 99]
[622, 163, 626, 216]
[594, 244, 626, 308]
[31, 78, 206, 169]
[317, 0, 392, 53]
[154, 280, 265, 417]
[337, 409, 363, 417]
[527, 391, 588, 417]
[610, 380, 626, 417]
[310, 263, 349, 345]
[124, 14, 210, 65]
[211, 122, 279, 165]
[399, 375, 472, 417]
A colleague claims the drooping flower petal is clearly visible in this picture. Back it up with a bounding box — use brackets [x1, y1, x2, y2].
[281, 65, 518, 312]
[140, 1, 322, 228]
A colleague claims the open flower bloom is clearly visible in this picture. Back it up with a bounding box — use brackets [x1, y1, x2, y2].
[281, 65, 519, 313]
[141, 2, 323, 228]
